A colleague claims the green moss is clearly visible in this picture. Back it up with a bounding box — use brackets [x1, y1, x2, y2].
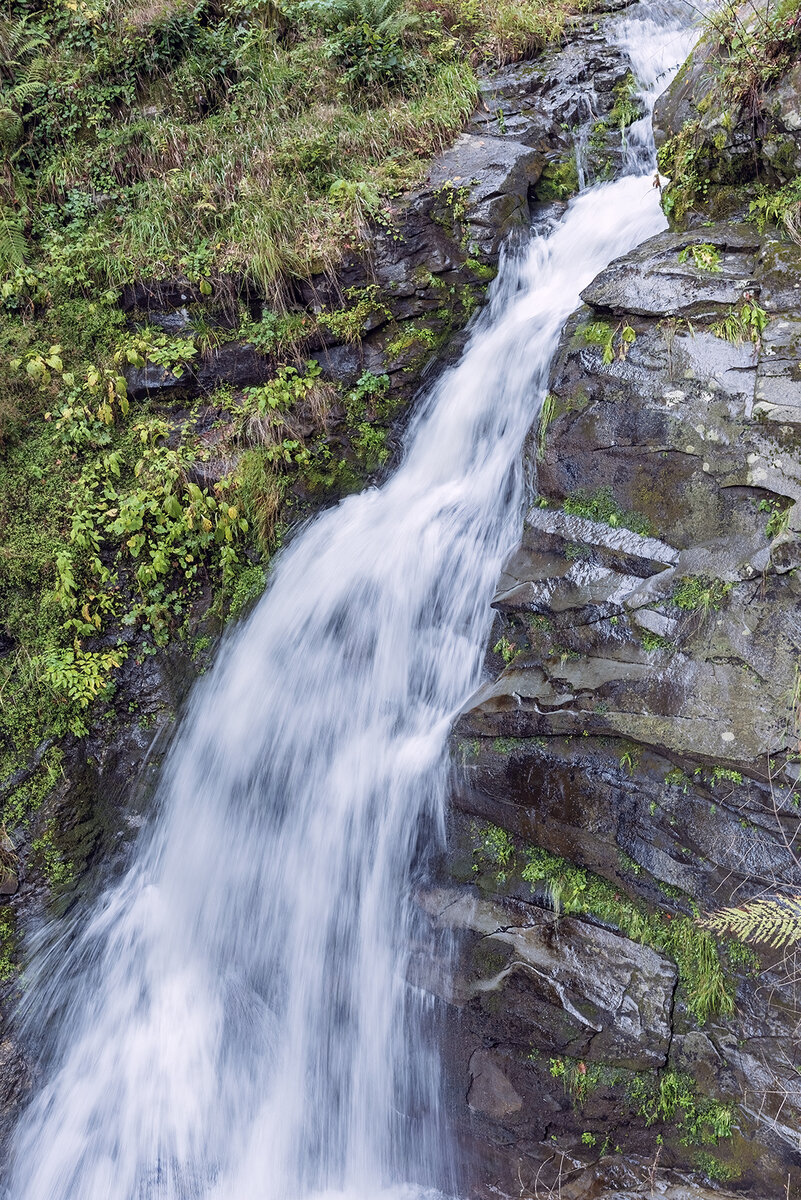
[672, 576, 732, 613]
[609, 71, 641, 130]
[31, 823, 75, 892]
[534, 156, 580, 202]
[694, 1151, 738, 1183]
[563, 486, 653, 537]
[0, 905, 18, 982]
[471, 822, 733, 1023]
[641, 631, 673, 653]
[493, 737, 526, 754]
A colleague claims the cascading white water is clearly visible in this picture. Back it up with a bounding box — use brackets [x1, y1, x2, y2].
[5, 5, 699, 1198]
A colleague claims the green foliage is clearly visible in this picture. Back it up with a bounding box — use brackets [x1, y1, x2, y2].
[563, 485, 652, 537]
[656, 120, 723, 226]
[243, 361, 322, 415]
[748, 177, 801, 244]
[493, 737, 525, 754]
[549, 1057, 604, 1104]
[0, 205, 27, 273]
[536, 392, 556, 462]
[471, 821, 515, 884]
[301, 0, 425, 89]
[628, 1070, 733, 1146]
[352, 422, 390, 470]
[694, 1151, 737, 1183]
[695, 765, 743, 787]
[535, 155, 580, 202]
[319, 287, 391, 344]
[41, 646, 127, 711]
[725, 938, 761, 974]
[609, 71, 641, 131]
[0, 906, 18, 982]
[240, 308, 312, 355]
[226, 562, 268, 621]
[758, 496, 791, 538]
[31, 824, 74, 891]
[641, 630, 673, 653]
[700, 893, 801, 950]
[703, 0, 801, 114]
[493, 634, 516, 664]
[678, 243, 721, 272]
[576, 319, 636, 365]
[468, 825, 733, 1022]
[711, 298, 768, 348]
[671, 576, 732, 613]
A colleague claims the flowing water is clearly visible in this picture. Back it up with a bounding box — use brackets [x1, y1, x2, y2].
[5, 4, 699, 1198]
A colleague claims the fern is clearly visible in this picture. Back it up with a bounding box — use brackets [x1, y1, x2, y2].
[0, 205, 27, 271]
[700, 894, 801, 950]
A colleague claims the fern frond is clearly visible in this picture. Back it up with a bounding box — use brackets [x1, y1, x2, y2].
[7, 80, 47, 104]
[0, 204, 27, 272]
[700, 894, 801, 950]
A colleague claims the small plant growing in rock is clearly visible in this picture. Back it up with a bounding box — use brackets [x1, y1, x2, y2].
[672, 576, 732, 613]
[711, 296, 768, 350]
[536, 392, 557, 461]
[641, 631, 673, 653]
[696, 765, 743, 787]
[678, 242, 721, 272]
[471, 822, 515, 884]
[758, 496, 791, 538]
[493, 634, 516, 664]
[577, 319, 637, 365]
[609, 70, 641, 131]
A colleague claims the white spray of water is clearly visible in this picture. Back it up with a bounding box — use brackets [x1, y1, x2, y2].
[5, 5, 697, 1198]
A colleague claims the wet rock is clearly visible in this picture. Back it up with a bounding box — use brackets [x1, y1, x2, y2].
[427, 888, 676, 1069]
[446, 215, 801, 1198]
[580, 225, 761, 318]
[427, 134, 543, 256]
[653, 20, 801, 224]
[467, 1050, 523, 1120]
[468, 12, 638, 186]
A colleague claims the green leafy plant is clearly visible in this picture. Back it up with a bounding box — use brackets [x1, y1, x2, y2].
[576, 319, 637, 364]
[672, 576, 732, 613]
[711, 297, 768, 349]
[493, 634, 516, 664]
[758, 496, 791, 538]
[609, 71, 641, 131]
[678, 243, 721, 272]
[536, 392, 556, 461]
[700, 893, 801, 949]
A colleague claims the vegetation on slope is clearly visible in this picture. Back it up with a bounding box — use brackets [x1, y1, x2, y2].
[0, 0, 592, 881]
[657, 0, 801, 227]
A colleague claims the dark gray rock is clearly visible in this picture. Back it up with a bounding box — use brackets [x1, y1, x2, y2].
[445, 216, 801, 1198]
[427, 133, 543, 255]
[580, 225, 761, 318]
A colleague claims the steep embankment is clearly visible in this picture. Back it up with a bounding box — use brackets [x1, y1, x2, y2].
[443, 4, 801, 1198]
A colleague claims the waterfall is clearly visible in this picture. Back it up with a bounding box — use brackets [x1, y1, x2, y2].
[5, 4, 698, 1197]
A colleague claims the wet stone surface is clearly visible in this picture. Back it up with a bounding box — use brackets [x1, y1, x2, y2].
[444, 218, 801, 1198]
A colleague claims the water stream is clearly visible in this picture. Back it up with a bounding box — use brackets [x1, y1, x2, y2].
[5, 4, 698, 1197]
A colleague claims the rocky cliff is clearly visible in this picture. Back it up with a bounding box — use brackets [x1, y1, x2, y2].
[441, 20, 801, 1199]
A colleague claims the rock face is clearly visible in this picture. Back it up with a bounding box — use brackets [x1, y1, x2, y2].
[467, 5, 642, 199]
[445, 220, 801, 1197]
[653, 13, 801, 225]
